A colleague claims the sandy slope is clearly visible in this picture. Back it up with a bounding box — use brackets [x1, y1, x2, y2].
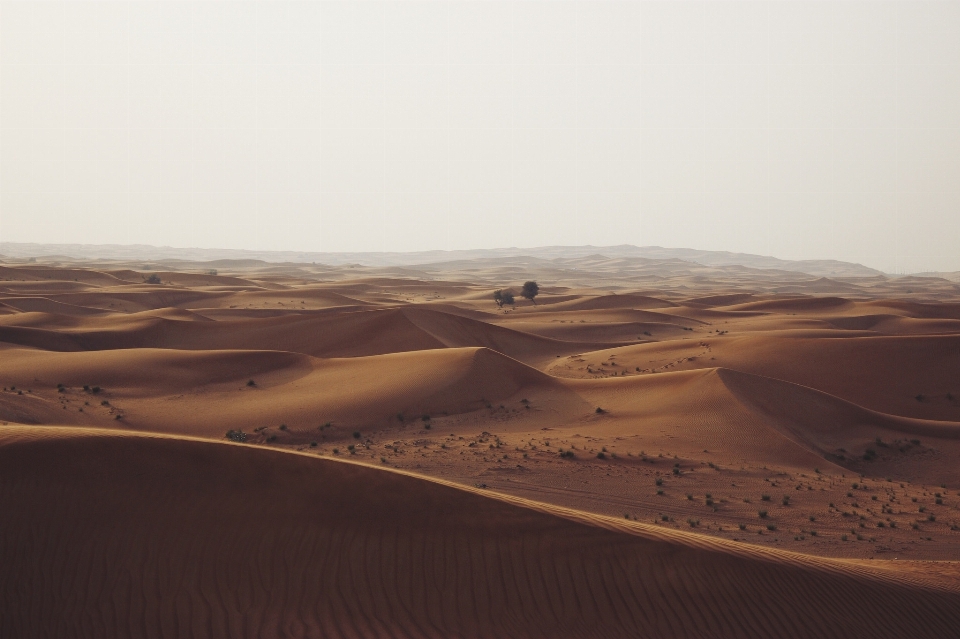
[2, 425, 958, 639]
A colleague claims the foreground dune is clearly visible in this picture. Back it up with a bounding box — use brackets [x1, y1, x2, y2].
[2, 425, 958, 639]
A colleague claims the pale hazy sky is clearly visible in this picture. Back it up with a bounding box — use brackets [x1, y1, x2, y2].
[1, 1, 958, 273]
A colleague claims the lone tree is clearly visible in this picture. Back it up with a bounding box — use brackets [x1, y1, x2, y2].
[145, 273, 161, 284]
[494, 289, 515, 309]
[521, 281, 540, 304]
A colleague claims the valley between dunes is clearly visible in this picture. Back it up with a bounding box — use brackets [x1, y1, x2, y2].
[2, 255, 960, 638]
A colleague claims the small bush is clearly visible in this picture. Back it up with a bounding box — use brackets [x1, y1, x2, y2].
[758, 510, 768, 518]
[422, 415, 430, 422]
[353, 431, 361, 439]
[279, 424, 287, 431]
[655, 477, 663, 486]
[766, 524, 777, 531]
[247, 379, 256, 387]
[738, 523, 746, 530]
[761, 494, 771, 501]
[595, 407, 606, 414]
[597, 452, 606, 459]
[225, 429, 247, 442]
[309, 441, 317, 447]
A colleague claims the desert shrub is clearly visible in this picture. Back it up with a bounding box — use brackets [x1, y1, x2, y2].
[655, 477, 663, 486]
[782, 496, 790, 506]
[758, 510, 768, 518]
[352, 431, 361, 439]
[279, 424, 287, 431]
[597, 452, 606, 459]
[738, 523, 747, 530]
[761, 494, 771, 501]
[225, 430, 247, 442]
[145, 273, 161, 284]
[309, 441, 317, 447]
[766, 524, 777, 531]
[247, 379, 256, 387]
[422, 414, 430, 422]
[595, 407, 606, 414]
[656, 489, 664, 495]
[559, 450, 575, 458]
[267, 435, 277, 442]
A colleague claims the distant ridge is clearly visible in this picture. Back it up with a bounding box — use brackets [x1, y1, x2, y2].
[0, 242, 884, 278]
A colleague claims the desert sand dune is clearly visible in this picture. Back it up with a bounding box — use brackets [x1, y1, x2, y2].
[0, 346, 586, 438]
[2, 257, 960, 633]
[557, 333, 960, 421]
[1, 425, 958, 639]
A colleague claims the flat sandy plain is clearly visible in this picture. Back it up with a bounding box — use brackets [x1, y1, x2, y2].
[2, 252, 960, 638]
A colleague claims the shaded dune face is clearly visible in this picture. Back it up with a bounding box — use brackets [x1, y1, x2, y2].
[1, 428, 959, 639]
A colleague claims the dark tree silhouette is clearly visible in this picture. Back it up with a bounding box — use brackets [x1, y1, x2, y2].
[493, 289, 504, 308]
[501, 290, 515, 306]
[521, 281, 539, 304]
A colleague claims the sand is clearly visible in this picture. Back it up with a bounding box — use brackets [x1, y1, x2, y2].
[1, 255, 959, 637]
